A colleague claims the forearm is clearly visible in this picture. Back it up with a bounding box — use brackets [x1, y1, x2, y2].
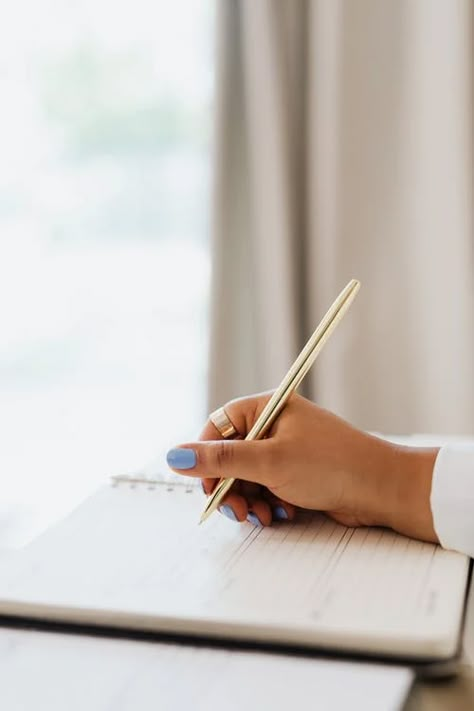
[380, 444, 439, 542]
[346, 434, 439, 542]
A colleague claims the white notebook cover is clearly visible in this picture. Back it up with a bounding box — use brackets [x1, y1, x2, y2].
[0, 477, 469, 661]
[0, 625, 414, 711]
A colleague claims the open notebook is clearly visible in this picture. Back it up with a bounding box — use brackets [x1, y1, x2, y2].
[0, 475, 469, 662]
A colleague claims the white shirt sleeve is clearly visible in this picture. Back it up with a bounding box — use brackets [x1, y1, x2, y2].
[431, 444, 474, 558]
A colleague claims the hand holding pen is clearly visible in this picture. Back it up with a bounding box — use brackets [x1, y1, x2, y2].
[167, 280, 439, 543]
[167, 390, 438, 542]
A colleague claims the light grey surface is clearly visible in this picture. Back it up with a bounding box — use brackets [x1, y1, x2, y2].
[0, 627, 413, 711]
[407, 570, 474, 710]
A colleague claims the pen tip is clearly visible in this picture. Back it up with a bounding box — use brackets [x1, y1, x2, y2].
[199, 504, 214, 524]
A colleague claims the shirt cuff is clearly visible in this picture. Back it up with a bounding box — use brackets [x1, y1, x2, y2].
[431, 444, 474, 558]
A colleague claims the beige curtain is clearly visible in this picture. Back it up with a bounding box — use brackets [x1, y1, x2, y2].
[208, 0, 474, 434]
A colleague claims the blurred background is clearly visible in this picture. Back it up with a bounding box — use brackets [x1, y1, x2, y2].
[0, 0, 213, 544]
[0, 0, 473, 546]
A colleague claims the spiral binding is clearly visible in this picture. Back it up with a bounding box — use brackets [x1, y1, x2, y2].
[110, 473, 196, 493]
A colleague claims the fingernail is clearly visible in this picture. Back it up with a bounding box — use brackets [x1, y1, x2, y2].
[273, 505, 288, 521]
[219, 504, 238, 522]
[247, 512, 263, 527]
[166, 448, 197, 470]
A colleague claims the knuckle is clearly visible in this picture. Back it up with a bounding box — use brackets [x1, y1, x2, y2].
[215, 441, 233, 472]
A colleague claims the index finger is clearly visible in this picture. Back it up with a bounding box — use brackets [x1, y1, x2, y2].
[199, 393, 273, 493]
[201, 392, 274, 442]
[199, 412, 230, 494]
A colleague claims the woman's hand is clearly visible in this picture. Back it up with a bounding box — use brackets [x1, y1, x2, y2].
[167, 392, 439, 542]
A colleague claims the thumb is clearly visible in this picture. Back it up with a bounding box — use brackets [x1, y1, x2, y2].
[166, 439, 273, 486]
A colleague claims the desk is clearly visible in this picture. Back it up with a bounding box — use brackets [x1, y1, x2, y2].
[407, 573, 474, 710]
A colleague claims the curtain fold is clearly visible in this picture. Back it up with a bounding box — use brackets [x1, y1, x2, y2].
[209, 0, 474, 434]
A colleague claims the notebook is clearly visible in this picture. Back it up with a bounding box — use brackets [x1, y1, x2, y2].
[0, 474, 469, 662]
[0, 625, 413, 711]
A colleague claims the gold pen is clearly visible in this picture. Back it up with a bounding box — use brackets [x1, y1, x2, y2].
[199, 278, 361, 524]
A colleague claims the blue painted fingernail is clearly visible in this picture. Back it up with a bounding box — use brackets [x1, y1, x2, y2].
[247, 512, 263, 527]
[219, 505, 238, 522]
[273, 505, 288, 521]
[166, 448, 197, 470]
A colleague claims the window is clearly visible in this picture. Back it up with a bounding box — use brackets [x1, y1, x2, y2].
[0, 1, 214, 544]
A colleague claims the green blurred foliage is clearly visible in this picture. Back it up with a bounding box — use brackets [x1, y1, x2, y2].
[39, 43, 208, 158]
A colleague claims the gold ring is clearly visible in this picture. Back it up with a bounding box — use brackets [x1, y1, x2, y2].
[209, 407, 239, 439]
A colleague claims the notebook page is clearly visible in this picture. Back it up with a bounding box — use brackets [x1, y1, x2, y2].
[0, 626, 413, 711]
[0, 481, 468, 658]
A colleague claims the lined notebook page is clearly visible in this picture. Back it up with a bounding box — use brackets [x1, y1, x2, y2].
[0, 480, 469, 658]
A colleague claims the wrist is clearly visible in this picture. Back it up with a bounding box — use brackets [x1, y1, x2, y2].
[376, 442, 439, 542]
